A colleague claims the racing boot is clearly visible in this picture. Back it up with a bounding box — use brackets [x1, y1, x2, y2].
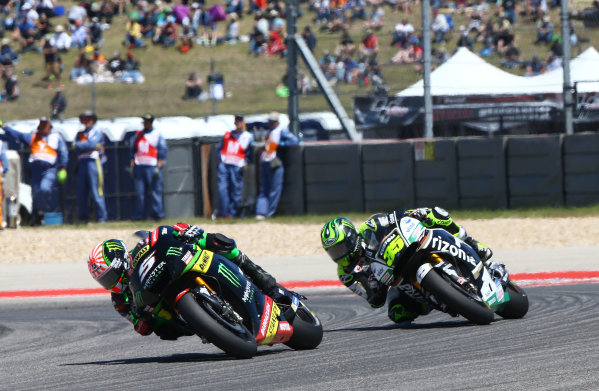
[462, 235, 493, 262]
[485, 259, 507, 280]
[232, 251, 277, 295]
[387, 291, 430, 325]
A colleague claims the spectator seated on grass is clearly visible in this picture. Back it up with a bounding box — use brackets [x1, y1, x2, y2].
[88, 17, 105, 48]
[267, 28, 286, 56]
[391, 36, 422, 63]
[500, 41, 521, 69]
[107, 51, 125, 77]
[1, 68, 19, 102]
[431, 9, 450, 43]
[0, 38, 20, 68]
[363, 3, 384, 30]
[535, 15, 553, 44]
[182, 71, 203, 100]
[456, 25, 473, 51]
[125, 12, 147, 49]
[217, 13, 240, 44]
[358, 28, 379, 61]
[70, 50, 92, 80]
[121, 51, 145, 83]
[391, 19, 415, 48]
[13, 15, 36, 52]
[71, 19, 89, 49]
[523, 54, 544, 77]
[50, 25, 71, 52]
[349, 0, 367, 21]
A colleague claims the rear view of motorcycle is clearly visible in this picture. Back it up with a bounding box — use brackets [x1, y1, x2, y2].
[128, 238, 322, 359]
[367, 216, 529, 325]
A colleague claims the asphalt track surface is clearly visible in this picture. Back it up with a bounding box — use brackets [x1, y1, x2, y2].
[2, 283, 599, 391]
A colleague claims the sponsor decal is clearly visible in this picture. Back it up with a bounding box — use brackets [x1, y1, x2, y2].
[161, 227, 168, 235]
[217, 263, 242, 288]
[132, 245, 149, 268]
[166, 246, 182, 257]
[279, 322, 291, 332]
[258, 299, 272, 340]
[324, 238, 336, 246]
[264, 303, 281, 345]
[143, 261, 165, 289]
[191, 251, 213, 273]
[104, 242, 123, 251]
[370, 262, 394, 285]
[365, 219, 376, 229]
[151, 228, 158, 246]
[378, 216, 389, 227]
[182, 251, 193, 265]
[430, 236, 477, 266]
[242, 280, 253, 302]
[389, 213, 396, 225]
[349, 281, 367, 297]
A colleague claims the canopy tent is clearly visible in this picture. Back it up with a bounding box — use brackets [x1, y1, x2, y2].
[396, 47, 528, 97]
[523, 47, 599, 94]
[396, 46, 599, 97]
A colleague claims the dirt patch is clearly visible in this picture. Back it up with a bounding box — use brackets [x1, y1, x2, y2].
[1, 217, 597, 264]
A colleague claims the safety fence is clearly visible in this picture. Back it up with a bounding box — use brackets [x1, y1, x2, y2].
[9, 132, 599, 223]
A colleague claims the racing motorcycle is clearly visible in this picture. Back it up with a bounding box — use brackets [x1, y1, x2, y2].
[128, 234, 323, 359]
[365, 216, 529, 325]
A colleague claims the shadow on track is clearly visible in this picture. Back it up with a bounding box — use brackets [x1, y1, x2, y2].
[324, 318, 480, 333]
[61, 348, 288, 366]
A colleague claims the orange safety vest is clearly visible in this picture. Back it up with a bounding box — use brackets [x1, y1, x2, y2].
[30, 132, 59, 165]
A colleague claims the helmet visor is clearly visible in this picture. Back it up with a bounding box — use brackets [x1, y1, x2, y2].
[326, 239, 357, 263]
[96, 267, 122, 290]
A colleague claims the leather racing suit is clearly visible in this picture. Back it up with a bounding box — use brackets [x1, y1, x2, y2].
[337, 207, 492, 323]
[111, 223, 278, 339]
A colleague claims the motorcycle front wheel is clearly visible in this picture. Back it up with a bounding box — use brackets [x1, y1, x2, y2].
[495, 281, 529, 319]
[420, 268, 495, 325]
[177, 292, 257, 359]
[284, 303, 323, 350]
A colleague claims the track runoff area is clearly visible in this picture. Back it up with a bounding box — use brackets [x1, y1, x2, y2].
[2, 270, 599, 299]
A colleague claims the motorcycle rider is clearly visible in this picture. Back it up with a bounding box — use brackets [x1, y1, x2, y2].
[88, 222, 279, 340]
[321, 207, 500, 324]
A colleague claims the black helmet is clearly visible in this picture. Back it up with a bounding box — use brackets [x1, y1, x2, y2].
[321, 217, 361, 266]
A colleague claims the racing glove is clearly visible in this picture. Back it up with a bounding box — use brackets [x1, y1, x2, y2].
[180, 225, 204, 244]
[409, 208, 433, 226]
[133, 313, 154, 336]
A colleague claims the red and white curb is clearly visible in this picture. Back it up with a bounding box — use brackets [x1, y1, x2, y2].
[1, 271, 598, 299]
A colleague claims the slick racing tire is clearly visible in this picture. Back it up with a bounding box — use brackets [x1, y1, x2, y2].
[421, 269, 495, 325]
[495, 281, 529, 319]
[177, 292, 257, 359]
[284, 303, 323, 350]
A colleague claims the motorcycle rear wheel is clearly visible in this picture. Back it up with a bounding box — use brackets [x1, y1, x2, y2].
[421, 268, 494, 325]
[284, 304, 323, 350]
[496, 281, 529, 319]
[177, 292, 257, 359]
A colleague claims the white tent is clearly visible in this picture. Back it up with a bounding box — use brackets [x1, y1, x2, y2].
[523, 47, 599, 94]
[396, 47, 527, 97]
[396, 46, 599, 97]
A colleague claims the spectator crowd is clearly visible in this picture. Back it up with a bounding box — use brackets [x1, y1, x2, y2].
[0, 0, 584, 109]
